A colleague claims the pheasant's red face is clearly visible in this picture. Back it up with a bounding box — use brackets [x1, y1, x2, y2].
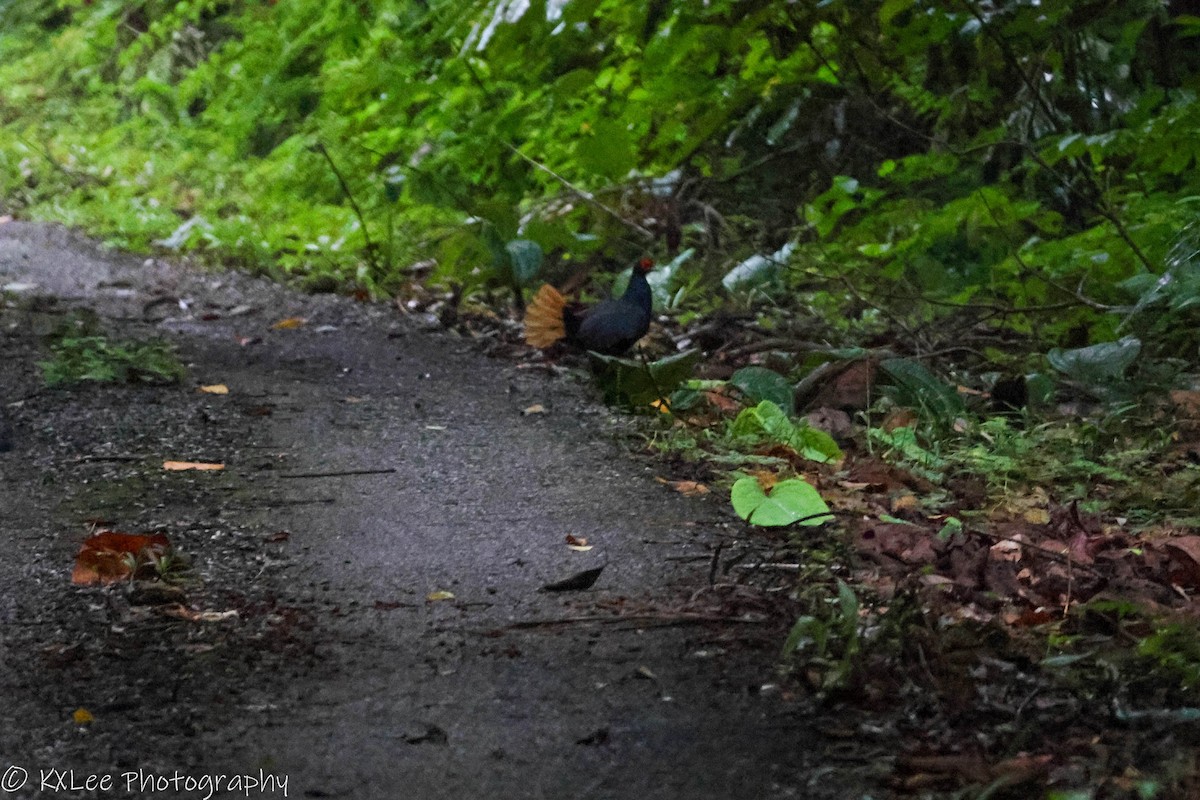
[637, 258, 655, 273]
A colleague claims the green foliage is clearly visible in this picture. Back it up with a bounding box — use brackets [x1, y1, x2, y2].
[731, 475, 831, 528]
[729, 366, 794, 414]
[589, 349, 699, 407]
[41, 334, 185, 386]
[730, 401, 842, 464]
[782, 580, 861, 691]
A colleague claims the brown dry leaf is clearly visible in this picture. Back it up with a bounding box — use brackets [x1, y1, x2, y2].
[750, 470, 779, 492]
[882, 407, 919, 432]
[1170, 389, 1200, 420]
[672, 479, 705, 496]
[989, 537, 1024, 563]
[163, 460, 225, 471]
[1164, 535, 1200, 588]
[522, 404, 547, 415]
[199, 384, 229, 395]
[72, 708, 94, 725]
[809, 359, 878, 411]
[426, 590, 455, 602]
[72, 531, 171, 585]
[703, 389, 741, 414]
[271, 316, 307, 330]
[890, 493, 919, 512]
[566, 534, 593, 552]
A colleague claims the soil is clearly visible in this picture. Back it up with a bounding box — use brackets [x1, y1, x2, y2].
[0, 223, 884, 799]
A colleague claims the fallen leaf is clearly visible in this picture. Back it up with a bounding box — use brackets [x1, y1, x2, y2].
[163, 461, 225, 471]
[426, 590, 455, 602]
[565, 533, 593, 552]
[271, 316, 307, 330]
[540, 565, 605, 592]
[199, 384, 229, 395]
[882, 407, 919, 432]
[264, 531, 290, 543]
[703, 389, 741, 414]
[749, 470, 779, 492]
[72, 708, 94, 725]
[72, 531, 171, 585]
[1023, 508, 1051, 525]
[989, 537, 1024, 563]
[522, 404, 547, 415]
[657, 478, 710, 497]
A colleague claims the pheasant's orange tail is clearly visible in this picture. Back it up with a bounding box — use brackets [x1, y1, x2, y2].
[524, 284, 568, 348]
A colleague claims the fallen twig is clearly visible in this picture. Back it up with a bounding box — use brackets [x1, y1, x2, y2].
[278, 468, 397, 479]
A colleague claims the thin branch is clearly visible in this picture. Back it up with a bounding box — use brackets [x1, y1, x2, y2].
[504, 143, 656, 241]
[278, 468, 397, 479]
[315, 141, 382, 274]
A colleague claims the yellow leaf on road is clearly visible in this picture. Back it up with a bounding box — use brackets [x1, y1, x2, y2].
[73, 708, 94, 725]
[271, 316, 307, 330]
[426, 590, 455, 602]
[199, 384, 229, 395]
[163, 461, 225, 471]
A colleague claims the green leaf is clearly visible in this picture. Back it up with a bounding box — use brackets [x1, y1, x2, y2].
[730, 476, 831, 527]
[730, 401, 842, 463]
[575, 118, 635, 180]
[730, 366, 794, 413]
[1047, 336, 1142, 385]
[589, 350, 700, 407]
[880, 358, 965, 420]
[504, 239, 543, 286]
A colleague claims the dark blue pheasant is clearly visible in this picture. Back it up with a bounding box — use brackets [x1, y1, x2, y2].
[524, 259, 654, 356]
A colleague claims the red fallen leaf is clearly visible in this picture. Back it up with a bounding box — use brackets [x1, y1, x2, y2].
[703, 389, 741, 414]
[200, 312, 221, 321]
[72, 531, 170, 585]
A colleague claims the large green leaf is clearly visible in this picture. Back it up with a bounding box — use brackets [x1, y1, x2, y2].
[730, 366, 794, 413]
[880, 358, 965, 420]
[590, 350, 700, 407]
[504, 238, 543, 287]
[1047, 336, 1141, 386]
[730, 401, 841, 463]
[731, 476, 831, 527]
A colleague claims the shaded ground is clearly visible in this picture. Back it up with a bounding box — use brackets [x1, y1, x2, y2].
[0, 223, 881, 798]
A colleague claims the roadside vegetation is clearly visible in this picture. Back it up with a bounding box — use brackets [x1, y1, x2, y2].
[4, 1, 1200, 796]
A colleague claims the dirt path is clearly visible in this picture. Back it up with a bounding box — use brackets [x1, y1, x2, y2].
[0, 223, 871, 799]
